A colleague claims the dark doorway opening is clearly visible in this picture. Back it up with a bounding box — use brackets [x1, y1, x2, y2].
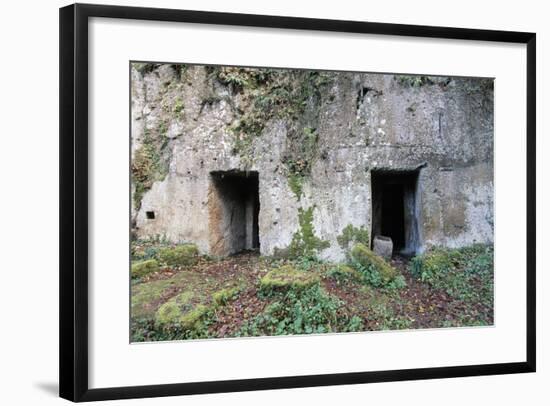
[209, 171, 260, 256]
[371, 170, 420, 256]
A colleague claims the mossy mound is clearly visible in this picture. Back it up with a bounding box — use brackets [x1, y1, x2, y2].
[155, 291, 208, 329]
[326, 264, 361, 281]
[260, 265, 320, 295]
[212, 286, 241, 306]
[131, 269, 203, 319]
[154, 285, 243, 330]
[350, 243, 398, 284]
[157, 244, 198, 267]
[131, 259, 159, 279]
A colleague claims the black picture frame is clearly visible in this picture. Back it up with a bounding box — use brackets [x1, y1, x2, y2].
[59, 3, 536, 402]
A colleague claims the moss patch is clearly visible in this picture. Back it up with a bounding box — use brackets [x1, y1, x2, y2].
[154, 291, 195, 327]
[326, 264, 361, 282]
[157, 244, 199, 267]
[131, 269, 205, 319]
[350, 243, 399, 284]
[288, 207, 330, 259]
[284, 126, 320, 200]
[212, 286, 242, 306]
[337, 224, 370, 250]
[131, 259, 159, 279]
[409, 245, 493, 303]
[131, 130, 169, 210]
[288, 173, 304, 200]
[260, 265, 321, 295]
[154, 291, 210, 330]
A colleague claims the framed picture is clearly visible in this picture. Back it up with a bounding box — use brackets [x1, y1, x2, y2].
[59, 3, 536, 402]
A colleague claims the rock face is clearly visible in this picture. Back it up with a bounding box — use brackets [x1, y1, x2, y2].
[131, 64, 494, 261]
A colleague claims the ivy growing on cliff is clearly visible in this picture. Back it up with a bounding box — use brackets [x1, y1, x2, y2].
[336, 224, 370, 250]
[207, 67, 331, 170]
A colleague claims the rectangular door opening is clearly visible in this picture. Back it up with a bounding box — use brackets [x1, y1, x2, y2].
[371, 170, 420, 256]
[209, 171, 260, 256]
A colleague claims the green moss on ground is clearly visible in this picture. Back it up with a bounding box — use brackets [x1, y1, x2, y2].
[131, 259, 159, 279]
[288, 207, 330, 259]
[350, 243, 399, 285]
[131, 269, 204, 319]
[409, 244, 493, 304]
[157, 244, 199, 267]
[154, 290, 211, 330]
[260, 265, 321, 295]
[212, 286, 242, 306]
[326, 264, 361, 283]
[155, 291, 195, 327]
[154, 285, 244, 332]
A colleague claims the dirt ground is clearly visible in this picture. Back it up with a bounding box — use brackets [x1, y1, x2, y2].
[131, 250, 493, 341]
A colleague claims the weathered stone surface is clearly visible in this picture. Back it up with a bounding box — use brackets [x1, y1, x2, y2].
[373, 235, 393, 260]
[131, 65, 494, 261]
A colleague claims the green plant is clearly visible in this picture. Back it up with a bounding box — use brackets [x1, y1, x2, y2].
[240, 285, 344, 336]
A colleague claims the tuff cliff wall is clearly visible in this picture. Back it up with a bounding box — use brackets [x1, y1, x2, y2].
[131, 64, 493, 261]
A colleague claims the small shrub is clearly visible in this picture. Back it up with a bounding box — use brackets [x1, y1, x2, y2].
[157, 244, 199, 267]
[349, 243, 399, 286]
[131, 259, 159, 279]
[260, 265, 321, 296]
[345, 315, 364, 332]
[240, 285, 343, 336]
